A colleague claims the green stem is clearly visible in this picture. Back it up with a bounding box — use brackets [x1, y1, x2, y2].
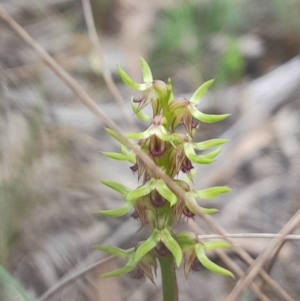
[159, 255, 178, 301]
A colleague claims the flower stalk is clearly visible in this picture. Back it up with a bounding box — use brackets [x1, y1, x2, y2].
[98, 57, 233, 301]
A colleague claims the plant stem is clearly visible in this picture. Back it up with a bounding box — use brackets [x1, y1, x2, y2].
[159, 255, 178, 301]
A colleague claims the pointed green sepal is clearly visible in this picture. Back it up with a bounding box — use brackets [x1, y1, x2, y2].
[190, 79, 214, 105]
[105, 128, 125, 145]
[160, 229, 183, 267]
[96, 245, 131, 258]
[117, 66, 152, 91]
[185, 193, 218, 215]
[155, 179, 177, 206]
[98, 202, 133, 217]
[204, 241, 232, 251]
[102, 151, 135, 163]
[140, 57, 153, 82]
[193, 139, 228, 150]
[202, 147, 223, 159]
[127, 179, 155, 202]
[100, 180, 131, 198]
[184, 144, 214, 164]
[176, 232, 197, 249]
[194, 186, 231, 200]
[190, 107, 230, 124]
[101, 257, 136, 278]
[134, 230, 160, 264]
[127, 129, 151, 140]
[195, 244, 234, 278]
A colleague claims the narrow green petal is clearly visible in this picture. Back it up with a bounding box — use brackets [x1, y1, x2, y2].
[96, 245, 130, 258]
[176, 232, 197, 249]
[155, 179, 177, 206]
[105, 128, 125, 145]
[185, 194, 218, 215]
[199, 207, 219, 215]
[190, 79, 214, 105]
[193, 139, 228, 150]
[117, 66, 151, 91]
[201, 147, 222, 160]
[100, 180, 131, 198]
[127, 129, 151, 140]
[184, 144, 214, 164]
[190, 107, 230, 123]
[127, 180, 155, 202]
[134, 230, 160, 264]
[204, 241, 232, 251]
[160, 229, 183, 267]
[195, 244, 234, 277]
[194, 186, 231, 200]
[101, 259, 135, 278]
[131, 97, 151, 121]
[140, 57, 153, 82]
[98, 203, 132, 217]
[102, 152, 132, 162]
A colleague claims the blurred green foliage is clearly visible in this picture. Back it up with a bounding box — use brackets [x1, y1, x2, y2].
[150, 0, 300, 86]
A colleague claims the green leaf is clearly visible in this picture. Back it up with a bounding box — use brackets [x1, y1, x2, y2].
[190, 79, 214, 105]
[193, 139, 228, 150]
[127, 180, 155, 202]
[98, 203, 133, 217]
[155, 179, 177, 206]
[134, 230, 160, 264]
[204, 241, 232, 251]
[160, 229, 183, 267]
[131, 97, 152, 121]
[100, 180, 131, 198]
[195, 244, 234, 277]
[194, 186, 231, 200]
[117, 66, 152, 91]
[140, 57, 153, 82]
[190, 107, 230, 123]
[0, 266, 34, 301]
[96, 245, 130, 258]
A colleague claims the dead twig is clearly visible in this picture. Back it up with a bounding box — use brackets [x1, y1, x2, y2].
[81, 0, 134, 128]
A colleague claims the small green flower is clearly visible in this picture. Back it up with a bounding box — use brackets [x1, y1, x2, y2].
[176, 232, 234, 278]
[169, 80, 230, 135]
[97, 245, 157, 282]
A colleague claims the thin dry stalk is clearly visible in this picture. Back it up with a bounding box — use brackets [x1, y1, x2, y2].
[81, 0, 134, 128]
[0, 6, 294, 301]
[226, 209, 300, 301]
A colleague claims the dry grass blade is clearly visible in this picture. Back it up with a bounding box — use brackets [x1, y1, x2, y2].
[36, 256, 114, 301]
[226, 209, 300, 301]
[81, 0, 135, 128]
[197, 233, 300, 240]
[0, 6, 294, 301]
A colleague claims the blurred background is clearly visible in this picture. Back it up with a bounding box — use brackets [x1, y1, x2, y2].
[1, 0, 300, 300]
